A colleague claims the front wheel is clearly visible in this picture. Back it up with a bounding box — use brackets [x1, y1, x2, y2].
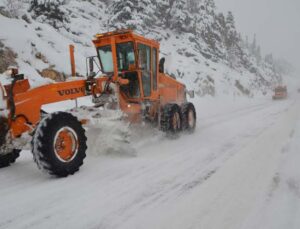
[32, 112, 87, 177]
[0, 149, 21, 168]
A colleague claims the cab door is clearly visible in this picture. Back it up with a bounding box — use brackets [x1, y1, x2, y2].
[151, 47, 158, 97]
[137, 43, 152, 98]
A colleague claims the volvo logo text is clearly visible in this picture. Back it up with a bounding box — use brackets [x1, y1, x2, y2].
[57, 87, 85, 96]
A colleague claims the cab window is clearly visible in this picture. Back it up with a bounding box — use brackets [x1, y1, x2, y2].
[116, 42, 135, 71]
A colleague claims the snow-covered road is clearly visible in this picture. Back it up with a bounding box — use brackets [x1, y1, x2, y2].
[1, 96, 300, 229]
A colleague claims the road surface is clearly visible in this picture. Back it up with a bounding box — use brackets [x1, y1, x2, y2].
[1, 96, 299, 229]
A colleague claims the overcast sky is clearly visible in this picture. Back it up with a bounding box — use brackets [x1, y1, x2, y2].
[214, 0, 300, 72]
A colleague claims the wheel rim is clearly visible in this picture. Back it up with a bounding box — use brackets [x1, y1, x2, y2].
[188, 109, 195, 128]
[172, 112, 181, 131]
[54, 127, 79, 162]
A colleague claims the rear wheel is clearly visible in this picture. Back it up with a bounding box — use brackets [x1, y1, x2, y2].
[32, 112, 87, 177]
[181, 102, 196, 133]
[0, 149, 21, 168]
[161, 104, 182, 137]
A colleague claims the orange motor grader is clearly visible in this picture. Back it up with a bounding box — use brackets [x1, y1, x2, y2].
[0, 30, 196, 177]
[272, 85, 287, 100]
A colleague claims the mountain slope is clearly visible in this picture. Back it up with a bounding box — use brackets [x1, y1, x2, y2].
[0, 0, 287, 96]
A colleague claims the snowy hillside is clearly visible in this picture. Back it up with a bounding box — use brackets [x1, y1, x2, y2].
[0, 0, 292, 97]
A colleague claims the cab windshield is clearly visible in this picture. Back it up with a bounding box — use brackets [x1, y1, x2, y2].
[98, 45, 114, 73]
[98, 42, 136, 74]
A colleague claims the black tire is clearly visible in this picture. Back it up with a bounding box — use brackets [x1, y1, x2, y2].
[0, 149, 21, 168]
[181, 102, 196, 133]
[160, 104, 183, 137]
[0, 116, 9, 150]
[32, 112, 87, 177]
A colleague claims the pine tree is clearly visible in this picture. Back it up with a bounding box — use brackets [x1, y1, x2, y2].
[29, 0, 69, 29]
[203, 0, 216, 15]
[245, 35, 249, 49]
[224, 11, 243, 68]
[194, 0, 225, 59]
[155, 0, 174, 28]
[256, 45, 262, 64]
[215, 12, 226, 45]
[137, 0, 156, 27]
[169, 0, 193, 33]
[250, 34, 257, 55]
[108, 0, 138, 30]
[187, 0, 199, 14]
[225, 11, 239, 47]
[108, 0, 156, 33]
[216, 13, 226, 32]
[265, 53, 274, 65]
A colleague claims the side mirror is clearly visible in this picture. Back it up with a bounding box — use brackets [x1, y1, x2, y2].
[159, 57, 165, 73]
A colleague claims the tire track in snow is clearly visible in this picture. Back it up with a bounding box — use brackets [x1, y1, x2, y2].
[89, 99, 296, 228]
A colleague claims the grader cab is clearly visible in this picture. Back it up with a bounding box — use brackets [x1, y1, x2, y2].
[0, 30, 196, 177]
[90, 30, 195, 122]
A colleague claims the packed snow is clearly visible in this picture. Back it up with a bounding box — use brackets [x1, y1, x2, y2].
[1, 92, 300, 229]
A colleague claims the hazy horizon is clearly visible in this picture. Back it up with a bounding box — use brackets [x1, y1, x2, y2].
[215, 0, 300, 74]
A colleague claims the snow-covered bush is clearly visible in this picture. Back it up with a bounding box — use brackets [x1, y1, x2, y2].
[29, 0, 69, 29]
[1, 0, 23, 18]
[107, 0, 157, 33]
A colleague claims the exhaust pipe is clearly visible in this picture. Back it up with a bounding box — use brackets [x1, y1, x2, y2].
[69, 44, 76, 77]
